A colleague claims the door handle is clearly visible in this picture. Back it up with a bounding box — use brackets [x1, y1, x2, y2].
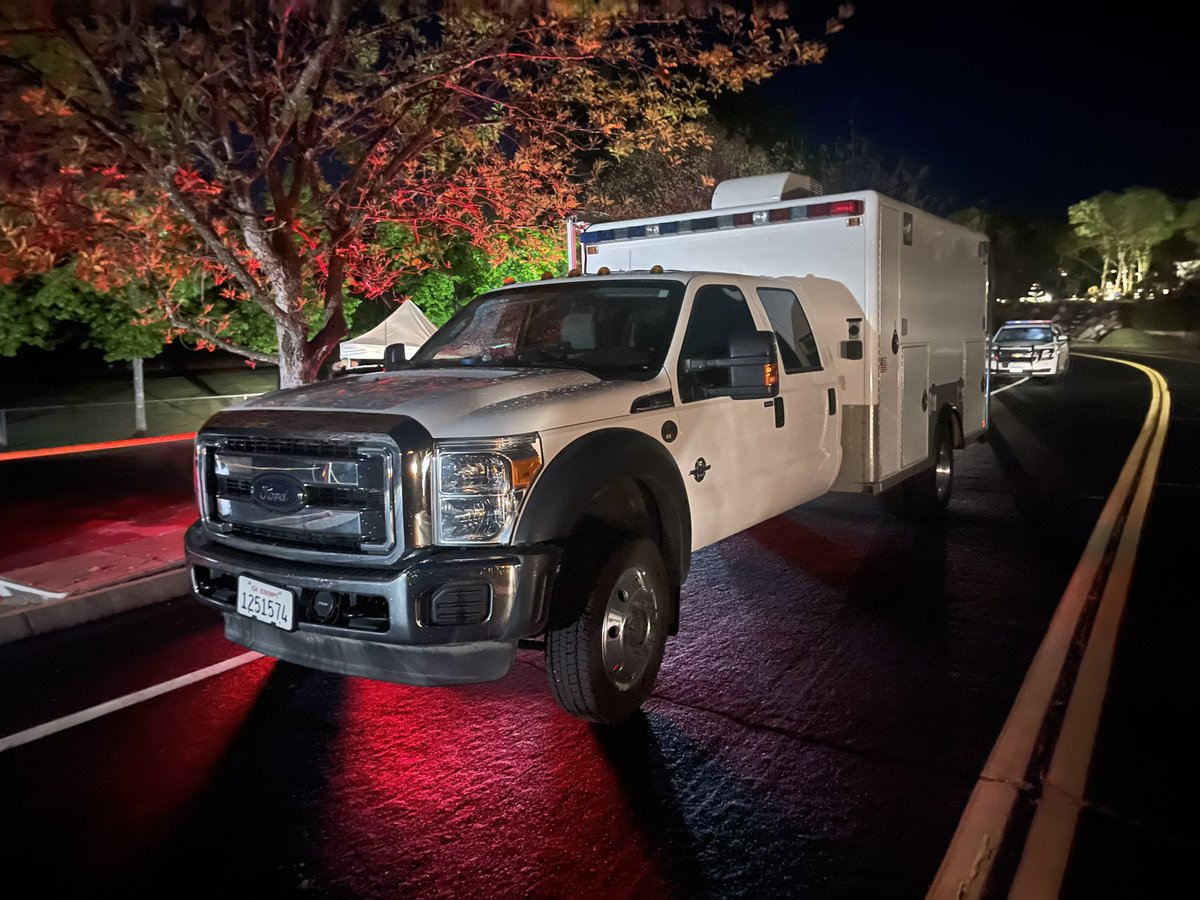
[773, 396, 785, 428]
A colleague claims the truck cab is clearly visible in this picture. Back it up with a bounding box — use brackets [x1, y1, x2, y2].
[187, 271, 855, 722]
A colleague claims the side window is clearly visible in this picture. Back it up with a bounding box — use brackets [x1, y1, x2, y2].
[678, 284, 757, 402]
[756, 287, 821, 373]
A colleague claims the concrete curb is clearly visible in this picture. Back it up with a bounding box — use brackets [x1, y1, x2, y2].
[0, 564, 189, 647]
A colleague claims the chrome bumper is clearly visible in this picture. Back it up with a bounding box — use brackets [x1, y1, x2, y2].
[990, 361, 1056, 376]
[185, 522, 559, 686]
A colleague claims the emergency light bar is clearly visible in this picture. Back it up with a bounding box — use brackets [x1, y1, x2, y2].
[579, 199, 865, 246]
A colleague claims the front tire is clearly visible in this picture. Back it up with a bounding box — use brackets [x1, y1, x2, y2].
[546, 537, 669, 724]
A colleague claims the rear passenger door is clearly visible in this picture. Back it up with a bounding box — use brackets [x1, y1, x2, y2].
[671, 282, 789, 549]
[756, 286, 841, 501]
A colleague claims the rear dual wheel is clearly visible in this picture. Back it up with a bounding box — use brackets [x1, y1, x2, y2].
[880, 418, 954, 519]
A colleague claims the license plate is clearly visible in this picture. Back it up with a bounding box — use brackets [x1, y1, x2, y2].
[237, 576, 295, 631]
[1006, 363, 1030, 372]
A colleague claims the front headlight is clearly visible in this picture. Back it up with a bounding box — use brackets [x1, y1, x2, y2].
[433, 435, 542, 544]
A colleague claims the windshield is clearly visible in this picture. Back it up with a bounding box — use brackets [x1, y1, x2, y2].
[410, 280, 685, 380]
[995, 327, 1053, 343]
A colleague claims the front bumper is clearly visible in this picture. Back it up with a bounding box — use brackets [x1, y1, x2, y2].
[185, 522, 559, 686]
[990, 359, 1057, 377]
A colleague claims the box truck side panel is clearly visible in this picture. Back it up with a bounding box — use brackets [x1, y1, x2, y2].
[902, 210, 984, 391]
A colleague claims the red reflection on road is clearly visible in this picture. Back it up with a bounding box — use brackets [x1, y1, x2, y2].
[0, 656, 275, 884]
[746, 514, 870, 586]
[319, 661, 673, 898]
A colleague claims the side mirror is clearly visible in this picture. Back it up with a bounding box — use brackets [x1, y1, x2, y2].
[683, 330, 780, 400]
[1056, 333, 1069, 342]
[383, 343, 407, 371]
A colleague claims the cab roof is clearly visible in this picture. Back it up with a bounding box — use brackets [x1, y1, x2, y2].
[494, 270, 802, 290]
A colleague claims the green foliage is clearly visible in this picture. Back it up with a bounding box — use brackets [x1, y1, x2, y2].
[361, 226, 565, 332]
[1069, 188, 1181, 296]
[0, 266, 166, 360]
[1180, 198, 1200, 245]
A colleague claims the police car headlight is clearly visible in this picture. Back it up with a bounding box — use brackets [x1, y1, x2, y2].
[434, 436, 541, 544]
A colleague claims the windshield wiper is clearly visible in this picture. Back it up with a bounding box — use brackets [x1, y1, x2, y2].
[486, 354, 611, 379]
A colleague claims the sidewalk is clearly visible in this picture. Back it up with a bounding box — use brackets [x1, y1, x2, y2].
[0, 527, 190, 646]
[0, 440, 197, 646]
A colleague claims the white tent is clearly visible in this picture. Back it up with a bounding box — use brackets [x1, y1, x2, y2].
[339, 300, 439, 361]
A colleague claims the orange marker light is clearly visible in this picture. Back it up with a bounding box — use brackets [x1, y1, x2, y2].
[764, 363, 778, 389]
[511, 455, 542, 489]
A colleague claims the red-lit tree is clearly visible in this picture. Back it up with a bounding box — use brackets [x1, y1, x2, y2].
[0, 1, 838, 386]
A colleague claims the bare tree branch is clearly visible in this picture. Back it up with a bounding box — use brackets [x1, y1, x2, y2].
[167, 309, 277, 364]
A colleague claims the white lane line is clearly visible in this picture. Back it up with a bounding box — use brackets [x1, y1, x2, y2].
[0, 579, 68, 600]
[0, 651, 262, 754]
[990, 376, 1030, 396]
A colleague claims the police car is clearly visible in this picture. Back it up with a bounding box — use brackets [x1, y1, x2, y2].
[989, 319, 1070, 378]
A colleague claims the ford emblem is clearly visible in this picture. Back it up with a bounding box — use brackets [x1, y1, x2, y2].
[251, 473, 306, 513]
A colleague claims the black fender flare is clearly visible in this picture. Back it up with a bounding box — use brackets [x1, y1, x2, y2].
[514, 428, 691, 585]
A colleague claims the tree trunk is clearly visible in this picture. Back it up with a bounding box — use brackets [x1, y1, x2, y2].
[275, 318, 308, 389]
[132, 357, 147, 435]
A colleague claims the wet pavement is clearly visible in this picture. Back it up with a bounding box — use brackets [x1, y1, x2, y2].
[0, 442, 194, 570]
[0, 354, 1193, 898]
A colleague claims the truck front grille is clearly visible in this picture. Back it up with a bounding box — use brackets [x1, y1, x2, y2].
[198, 433, 398, 560]
[220, 435, 360, 459]
[221, 477, 386, 512]
[997, 347, 1034, 361]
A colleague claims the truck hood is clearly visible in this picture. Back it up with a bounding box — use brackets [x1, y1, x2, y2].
[241, 367, 665, 437]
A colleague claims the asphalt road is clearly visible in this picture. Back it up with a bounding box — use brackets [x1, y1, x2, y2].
[0, 352, 1194, 898]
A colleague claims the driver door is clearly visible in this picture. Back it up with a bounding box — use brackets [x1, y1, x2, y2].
[670, 282, 788, 550]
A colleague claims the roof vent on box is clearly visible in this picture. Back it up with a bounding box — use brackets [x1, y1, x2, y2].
[710, 172, 823, 210]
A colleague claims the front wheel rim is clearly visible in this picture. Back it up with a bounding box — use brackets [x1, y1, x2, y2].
[601, 565, 661, 691]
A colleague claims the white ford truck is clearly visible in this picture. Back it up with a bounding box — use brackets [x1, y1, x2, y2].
[187, 174, 989, 722]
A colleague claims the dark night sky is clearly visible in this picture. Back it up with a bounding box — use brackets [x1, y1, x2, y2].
[722, 1, 1195, 217]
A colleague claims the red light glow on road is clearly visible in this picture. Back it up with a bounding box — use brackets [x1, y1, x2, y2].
[0, 433, 195, 463]
[317, 667, 674, 897]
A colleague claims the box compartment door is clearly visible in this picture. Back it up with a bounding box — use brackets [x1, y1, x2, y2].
[963, 339, 987, 436]
[900, 344, 930, 468]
